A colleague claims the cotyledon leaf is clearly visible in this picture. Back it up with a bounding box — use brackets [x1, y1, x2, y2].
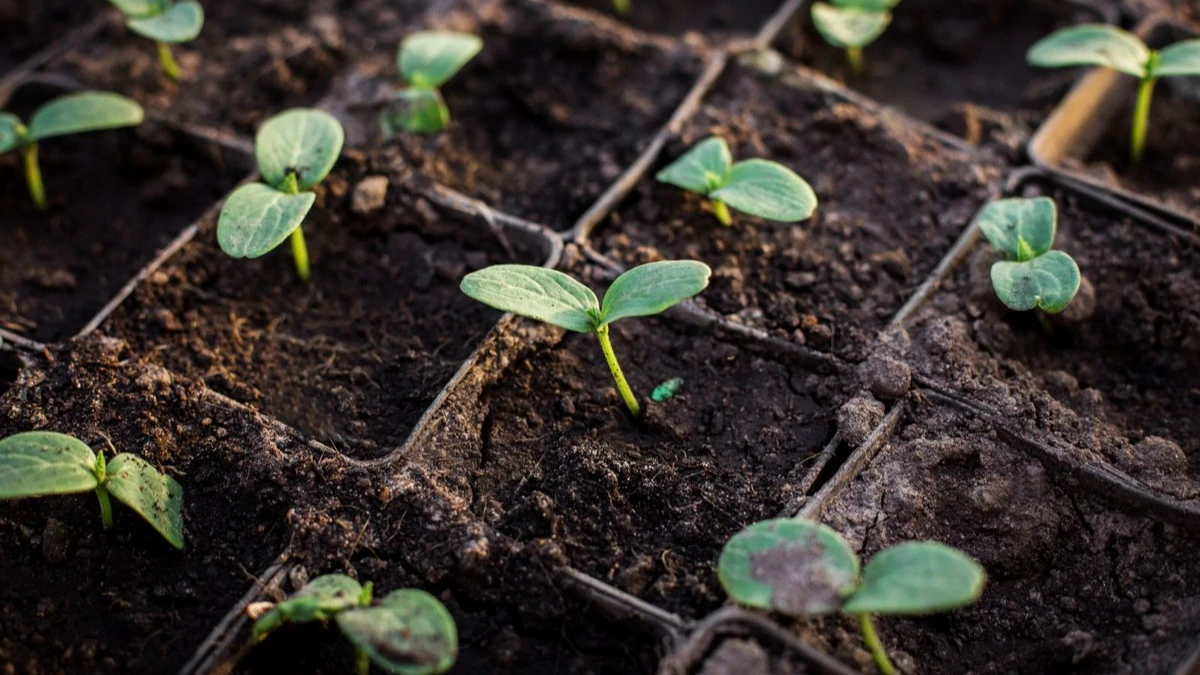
[106, 453, 185, 549]
[217, 183, 316, 259]
[460, 265, 601, 333]
[127, 0, 204, 43]
[398, 31, 483, 89]
[337, 589, 458, 675]
[975, 196, 1057, 260]
[709, 159, 818, 223]
[599, 261, 711, 327]
[842, 542, 986, 615]
[255, 108, 345, 190]
[1153, 39, 1200, 77]
[655, 136, 733, 195]
[26, 92, 144, 142]
[254, 574, 366, 640]
[0, 113, 25, 154]
[1026, 24, 1150, 78]
[0, 432, 99, 499]
[990, 250, 1082, 314]
[810, 3, 894, 50]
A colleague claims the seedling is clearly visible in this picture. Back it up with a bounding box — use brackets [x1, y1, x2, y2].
[382, 31, 482, 136]
[460, 261, 711, 417]
[0, 91, 143, 211]
[0, 431, 184, 549]
[1027, 24, 1200, 163]
[976, 197, 1081, 314]
[719, 518, 985, 675]
[613, 0, 631, 15]
[107, 0, 205, 82]
[810, 0, 902, 76]
[656, 136, 817, 226]
[253, 574, 457, 675]
[217, 108, 344, 282]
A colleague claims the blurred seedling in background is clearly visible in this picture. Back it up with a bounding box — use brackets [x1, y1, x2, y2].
[217, 108, 345, 282]
[656, 136, 817, 226]
[0, 432, 184, 549]
[0, 91, 143, 211]
[107, 0, 205, 82]
[612, 0, 631, 15]
[1027, 24, 1200, 162]
[719, 518, 985, 675]
[253, 574, 457, 675]
[976, 197, 1081, 315]
[460, 261, 711, 418]
[382, 31, 482, 136]
[810, 0, 902, 77]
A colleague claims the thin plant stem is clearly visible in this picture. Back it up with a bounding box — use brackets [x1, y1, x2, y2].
[1130, 76, 1157, 164]
[859, 614, 896, 675]
[355, 648, 369, 675]
[22, 143, 46, 211]
[847, 47, 865, 78]
[96, 483, 114, 529]
[595, 325, 641, 417]
[711, 198, 733, 226]
[281, 172, 311, 281]
[157, 41, 182, 82]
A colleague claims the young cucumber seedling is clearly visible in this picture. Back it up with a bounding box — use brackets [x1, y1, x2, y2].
[253, 574, 457, 675]
[0, 91, 143, 211]
[217, 108, 345, 282]
[0, 432, 184, 549]
[383, 31, 482, 136]
[656, 136, 817, 226]
[719, 518, 985, 675]
[460, 261, 711, 417]
[1027, 24, 1200, 163]
[810, 0, 902, 77]
[976, 197, 1081, 314]
[107, 0, 205, 82]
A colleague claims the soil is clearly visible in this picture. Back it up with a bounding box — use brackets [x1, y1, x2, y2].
[0, 83, 247, 344]
[401, 271, 857, 617]
[0, 0, 100, 76]
[556, 0, 784, 41]
[818, 398, 1200, 675]
[593, 61, 1000, 362]
[333, 0, 706, 231]
[896, 183, 1200, 497]
[0, 338, 299, 674]
[782, 0, 1099, 142]
[1080, 80, 1200, 222]
[102, 154, 549, 460]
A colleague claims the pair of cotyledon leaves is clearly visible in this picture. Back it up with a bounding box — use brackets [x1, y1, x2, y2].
[386, 31, 482, 134]
[656, 136, 817, 223]
[719, 519, 985, 618]
[1028, 23, 1200, 79]
[810, 0, 902, 51]
[254, 574, 457, 675]
[460, 261, 711, 334]
[0, 432, 184, 549]
[217, 109, 345, 260]
[976, 197, 1081, 314]
[108, 0, 205, 43]
[0, 92, 144, 155]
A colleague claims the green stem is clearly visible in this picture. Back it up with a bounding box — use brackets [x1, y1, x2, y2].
[1130, 76, 1156, 164]
[157, 41, 182, 82]
[711, 198, 733, 226]
[355, 647, 369, 675]
[612, 0, 631, 14]
[94, 451, 112, 530]
[595, 325, 641, 417]
[859, 614, 896, 675]
[22, 143, 46, 211]
[281, 172, 311, 282]
[847, 47, 865, 78]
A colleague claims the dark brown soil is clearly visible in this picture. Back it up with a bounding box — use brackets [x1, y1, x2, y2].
[783, 0, 1099, 138]
[593, 62, 1000, 362]
[101, 155, 550, 459]
[819, 399, 1200, 675]
[49, 0, 341, 137]
[403, 272, 855, 616]
[336, 0, 705, 230]
[0, 0, 100, 75]
[556, 0, 783, 41]
[1082, 80, 1200, 222]
[0, 338, 298, 674]
[0, 83, 247, 344]
[899, 183, 1200, 497]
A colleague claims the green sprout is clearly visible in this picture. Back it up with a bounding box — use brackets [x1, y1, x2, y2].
[976, 197, 1081, 314]
[253, 574, 458, 675]
[656, 136, 817, 227]
[810, 0, 902, 77]
[1, 92, 143, 211]
[460, 261, 711, 418]
[0, 431, 184, 549]
[217, 108, 345, 282]
[381, 31, 481, 136]
[719, 518, 985, 675]
[612, 0, 631, 15]
[107, 0, 205, 82]
[1027, 24, 1200, 163]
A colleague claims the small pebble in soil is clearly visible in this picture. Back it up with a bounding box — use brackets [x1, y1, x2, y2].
[837, 393, 885, 446]
[858, 354, 911, 400]
[41, 518, 71, 564]
[697, 639, 770, 675]
[351, 175, 389, 214]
